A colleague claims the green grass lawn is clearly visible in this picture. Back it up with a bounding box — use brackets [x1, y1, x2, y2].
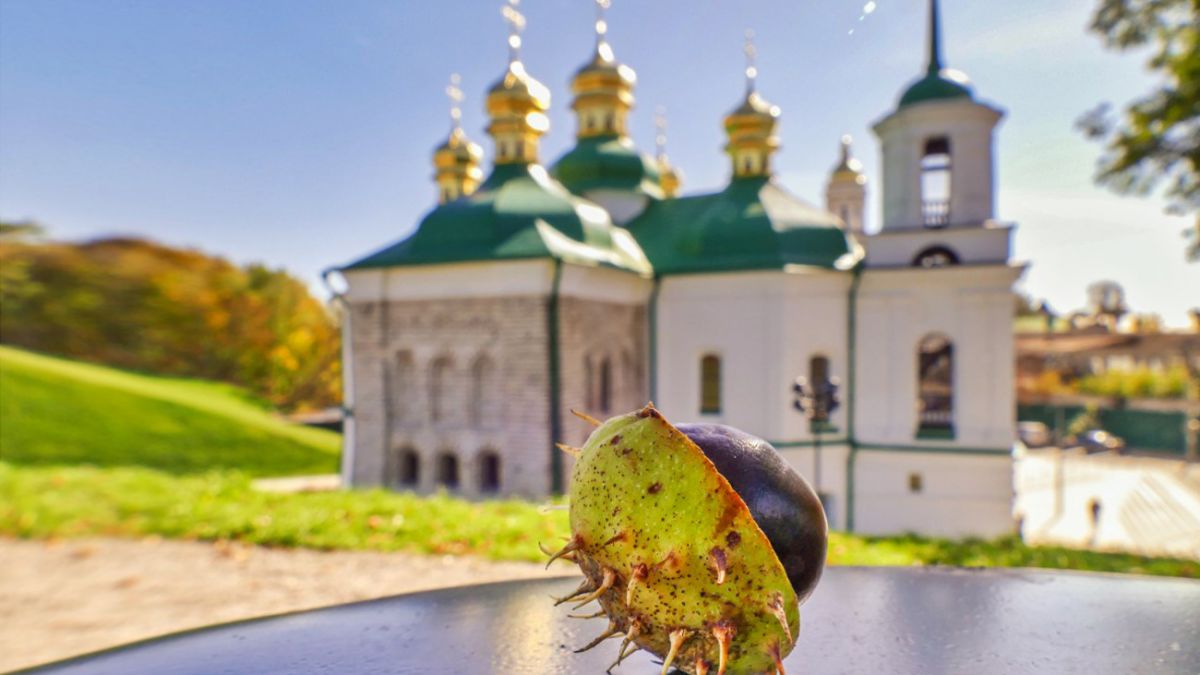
[0, 346, 338, 476]
[2, 346, 1196, 576]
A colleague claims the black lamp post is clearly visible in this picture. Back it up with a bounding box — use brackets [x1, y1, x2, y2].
[792, 375, 840, 495]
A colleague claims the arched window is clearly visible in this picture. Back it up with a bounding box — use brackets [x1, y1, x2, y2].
[700, 354, 721, 414]
[917, 334, 954, 436]
[479, 450, 501, 494]
[436, 451, 460, 489]
[912, 246, 960, 268]
[469, 355, 496, 429]
[598, 357, 612, 414]
[809, 355, 830, 387]
[620, 350, 638, 405]
[584, 355, 595, 411]
[430, 356, 452, 425]
[392, 350, 414, 425]
[921, 136, 951, 228]
[386, 447, 419, 489]
[808, 355, 833, 427]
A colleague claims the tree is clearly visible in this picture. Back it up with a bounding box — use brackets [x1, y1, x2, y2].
[0, 236, 341, 411]
[1077, 0, 1200, 261]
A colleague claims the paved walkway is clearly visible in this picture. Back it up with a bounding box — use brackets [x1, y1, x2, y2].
[0, 537, 572, 672]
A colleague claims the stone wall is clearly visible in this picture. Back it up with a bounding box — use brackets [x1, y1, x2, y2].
[347, 295, 553, 499]
[347, 292, 649, 499]
[556, 297, 649, 489]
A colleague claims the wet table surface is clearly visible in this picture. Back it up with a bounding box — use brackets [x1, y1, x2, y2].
[24, 567, 1200, 675]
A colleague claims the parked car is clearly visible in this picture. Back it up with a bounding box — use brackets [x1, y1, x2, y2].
[1077, 429, 1126, 454]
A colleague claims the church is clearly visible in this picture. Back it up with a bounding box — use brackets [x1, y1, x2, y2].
[332, 0, 1023, 537]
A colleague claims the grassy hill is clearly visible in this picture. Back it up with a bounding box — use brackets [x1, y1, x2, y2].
[0, 346, 339, 477]
[2, 346, 1196, 575]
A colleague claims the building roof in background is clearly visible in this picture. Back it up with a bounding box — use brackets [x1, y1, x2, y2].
[343, 163, 650, 274]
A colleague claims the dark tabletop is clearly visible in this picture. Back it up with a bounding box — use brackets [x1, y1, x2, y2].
[23, 567, 1200, 675]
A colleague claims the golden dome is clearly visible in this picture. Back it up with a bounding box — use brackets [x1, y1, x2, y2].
[830, 135, 866, 186]
[724, 31, 780, 178]
[570, 40, 636, 138]
[486, 61, 551, 113]
[724, 91, 781, 178]
[486, 62, 551, 165]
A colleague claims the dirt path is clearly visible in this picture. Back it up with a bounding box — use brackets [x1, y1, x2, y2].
[0, 537, 573, 672]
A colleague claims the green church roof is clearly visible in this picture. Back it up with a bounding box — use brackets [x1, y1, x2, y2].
[898, 69, 973, 108]
[343, 162, 650, 274]
[625, 176, 861, 275]
[551, 135, 664, 199]
[897, 0, 975, 109]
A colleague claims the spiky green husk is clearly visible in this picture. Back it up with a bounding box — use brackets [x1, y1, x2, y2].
[551, 405, 799, 675]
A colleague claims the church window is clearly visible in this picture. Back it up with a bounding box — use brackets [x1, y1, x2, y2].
[387, 446, 420, 488]
[392, 350, 415, 425]
[598, 357, 613, 414]
[584, 355, 595, 411]
[912, 245, 960, 268]
[430, 356, 453, 425]
[469, 355, 497, 428]
[908, 472, 923, 493]
[515, 140, 525, 160]
[809, 354, 830, 387]
[479, 450, 501, 494]
[920, 137, 952, 228]
[700, 354, 722, 414]
[436, 451, 460, 489]
[917, 334, 954, 436]
[808, 355, 834, 427]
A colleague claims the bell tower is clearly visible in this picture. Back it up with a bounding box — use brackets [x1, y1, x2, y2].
[825, 135, 866, 236]
[872, 0, 1003, 232]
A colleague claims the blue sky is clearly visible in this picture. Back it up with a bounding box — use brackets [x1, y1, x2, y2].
[1, 0, 1195, 325]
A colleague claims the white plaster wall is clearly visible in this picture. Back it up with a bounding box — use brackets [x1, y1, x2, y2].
[864, 223, 1012, 267]
[873, 99, 1004, 230]
[779, 444, 850, 530]
[344, 260, 554, 302]
[855, 265, 1021, 449]
[854, 450, 1016, 537]
[654, 269, 851, 443]
[825, 179, 867, 235]
[584, 189, 651, 226]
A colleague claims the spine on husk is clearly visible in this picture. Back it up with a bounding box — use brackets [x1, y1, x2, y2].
[545, 405, 799, 675]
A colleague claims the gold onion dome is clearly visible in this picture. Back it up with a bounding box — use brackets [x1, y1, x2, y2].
[486, 1, 550, 165]
[571, 41, 636, 138]
[433, 74, 483, 203]
[724, 30, 780, 178]
[486, 61, 551, 164]
[831, 135, 866, 185]
[551, 0, 665, 201]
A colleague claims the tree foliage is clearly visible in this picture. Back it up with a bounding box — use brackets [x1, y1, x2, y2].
[0, 235, 340, 411]
[1078, 0, 1200, 260]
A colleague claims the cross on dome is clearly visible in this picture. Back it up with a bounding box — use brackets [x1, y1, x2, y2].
[501, 0, 525, 65]
[743, 29, 758, 95]
[446, 73, 464, 131]
[654, 105, 669, 160]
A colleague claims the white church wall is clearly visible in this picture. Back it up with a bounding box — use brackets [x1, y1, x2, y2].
[854, 450, 1015, 537]
[343, 259, 555, 302]
[864, 223, 1011, 267]
[654, 269, 851, 443]
[583, 189, 651, 226]
[855, 265, 1021, 449]
[778, 444, 850, 530]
